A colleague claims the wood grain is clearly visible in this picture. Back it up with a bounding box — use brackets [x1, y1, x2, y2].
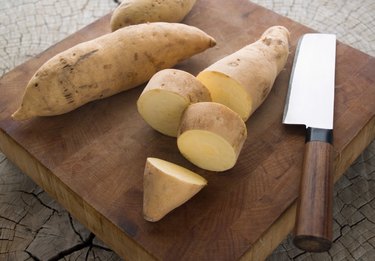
[294, 141, 334, 252]
[0, 0, 374, 260]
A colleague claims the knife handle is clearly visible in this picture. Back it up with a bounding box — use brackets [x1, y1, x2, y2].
[293, 127, 334, 252]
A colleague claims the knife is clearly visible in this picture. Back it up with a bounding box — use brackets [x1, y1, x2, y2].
[283, 33, 336, 252]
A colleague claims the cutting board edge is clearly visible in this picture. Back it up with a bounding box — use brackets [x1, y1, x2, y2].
[0, 128, 157, 261]
[1, 114, 373, 261]
[239, 115, 375, 261]
[0, 0, 374, 259]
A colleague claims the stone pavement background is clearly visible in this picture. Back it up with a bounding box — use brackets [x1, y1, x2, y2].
[0, 0, 374, 260]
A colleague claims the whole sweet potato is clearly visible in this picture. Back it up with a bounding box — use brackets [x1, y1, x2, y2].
[12, 22, 216, 120]
[110, 0, 197, 31]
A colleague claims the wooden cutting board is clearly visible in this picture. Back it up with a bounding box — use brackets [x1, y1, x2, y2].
[0, 0, 374, 260]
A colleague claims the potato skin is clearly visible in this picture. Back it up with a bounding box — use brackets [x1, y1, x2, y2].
[140, 69, 211, 103]
[12, 22, 216, 120]
[178, 102, 247, 147]
[203, 26, 290, 84]
[110, 0, 197, 31]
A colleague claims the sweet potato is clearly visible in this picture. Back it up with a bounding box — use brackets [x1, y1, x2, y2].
[177, 102, 247, 171]
[143, 157, 207, 222]
[110, 0, 197, 31]
[137, 69, 211, 137]
[196, 26, 290, 121]
[12, 22, 216, 120]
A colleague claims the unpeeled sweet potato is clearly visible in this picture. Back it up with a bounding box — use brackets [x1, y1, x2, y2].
[110, 0, 197, 31]
[12, 22, 216, 120]
[196, 26, 290, 121]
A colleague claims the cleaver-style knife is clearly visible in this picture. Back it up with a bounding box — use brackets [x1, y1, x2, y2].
[283, 33, 336, 252]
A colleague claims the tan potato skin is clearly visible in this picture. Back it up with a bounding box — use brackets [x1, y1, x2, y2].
[143, 158, 206, 222]
[178, 102, 247, 152]
[177, 102, 247, 170]
[12, 22, 216, 120]
[197, 26, 290, 121]
[137, 69, 212, 136]
[110, 0, 197, 31]
[141, 69, 211, 103]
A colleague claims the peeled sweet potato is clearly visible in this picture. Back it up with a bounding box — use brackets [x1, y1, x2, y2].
[12, 22, 216, 120]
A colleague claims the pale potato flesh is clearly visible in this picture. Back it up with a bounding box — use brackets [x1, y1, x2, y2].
[196, 71, 252, 121]
[196, 26, 290, 122]
[177, 130, 237, 171]
[137, 68, 211, 137]
[147, 157, 207, 185]
[143, 157, 207, 222]
[138, 89, 189, 136]
[177, 102, 247, 172]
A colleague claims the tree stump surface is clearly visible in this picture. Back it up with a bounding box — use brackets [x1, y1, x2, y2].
[0, 0, 374, 260]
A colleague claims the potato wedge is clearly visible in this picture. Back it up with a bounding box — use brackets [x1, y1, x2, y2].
[143, 157, 207, 222]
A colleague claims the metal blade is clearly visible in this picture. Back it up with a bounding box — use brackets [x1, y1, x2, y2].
[283, 33, 336, 129]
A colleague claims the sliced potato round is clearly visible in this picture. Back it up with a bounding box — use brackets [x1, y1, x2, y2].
[137, 69, 211, 137]
[177, 102, 247, 171]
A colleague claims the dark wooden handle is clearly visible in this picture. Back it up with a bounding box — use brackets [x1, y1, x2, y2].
[293, 128, 334, 252]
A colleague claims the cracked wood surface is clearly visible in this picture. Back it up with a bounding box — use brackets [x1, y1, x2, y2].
[0, 0, 374, 260]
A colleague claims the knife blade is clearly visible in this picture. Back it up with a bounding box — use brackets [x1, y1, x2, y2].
[283, 33, 336, 252]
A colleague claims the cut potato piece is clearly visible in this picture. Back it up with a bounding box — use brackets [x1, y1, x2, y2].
[196, 71, 250, 121]
[197, 26, 290, 121]
[137, 69, 211, 137]
[143, 157, 207, 222]
[177, 102, 247, 171]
